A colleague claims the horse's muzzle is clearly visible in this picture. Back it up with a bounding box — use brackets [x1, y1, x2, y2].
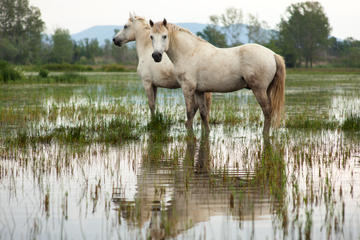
[152, 52, 162, 62]
[113, 38, 122, 47]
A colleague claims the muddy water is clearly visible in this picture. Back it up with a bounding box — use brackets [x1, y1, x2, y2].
[0, 73, 359, 239]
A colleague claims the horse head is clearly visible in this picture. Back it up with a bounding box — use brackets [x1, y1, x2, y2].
[113, 12, 138, 47]
[149, 19, 169, 62]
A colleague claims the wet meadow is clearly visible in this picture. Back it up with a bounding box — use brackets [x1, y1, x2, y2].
[0, 71, 359, 239]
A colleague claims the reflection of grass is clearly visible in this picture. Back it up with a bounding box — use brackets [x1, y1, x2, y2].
[255, 143, 286, 201]
[146, 112, 173, 132]
[146, 112, 174, 142]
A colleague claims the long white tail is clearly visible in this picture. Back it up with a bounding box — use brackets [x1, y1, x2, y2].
[268, 54, 286, 127]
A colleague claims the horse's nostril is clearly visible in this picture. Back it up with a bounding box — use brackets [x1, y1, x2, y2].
[152, 52, 162, 62]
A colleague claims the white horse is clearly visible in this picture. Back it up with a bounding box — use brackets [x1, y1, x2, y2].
[149, 19, 286, 136]
[113, 14, 211, 119]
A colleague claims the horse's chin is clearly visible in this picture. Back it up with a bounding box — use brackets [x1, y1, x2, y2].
[113, 38, 123, 47]
[153, 57, 162, 63]
[114, 42, 122, 47]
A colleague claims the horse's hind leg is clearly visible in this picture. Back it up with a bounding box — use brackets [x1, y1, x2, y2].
[252, 89, 272, 136]
[195, 92, 210, 132]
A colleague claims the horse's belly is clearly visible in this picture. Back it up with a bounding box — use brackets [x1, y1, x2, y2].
[154, 79, 180, 89]
[152, 72, 180, 89]
[197, 75, 247, 93]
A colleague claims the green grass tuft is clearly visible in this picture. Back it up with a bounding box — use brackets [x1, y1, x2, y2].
[0, 61, 23, 82]
[53, 72, 87, 83]
[286, 115, 339, 130]
[341, 114, 360, 131]
[5, 117, 140, 147]
[39, 68, 49, 78]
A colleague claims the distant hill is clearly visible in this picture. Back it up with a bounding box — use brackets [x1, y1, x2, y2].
[72, 25, 122, 44]
[71, 23, 267, 45]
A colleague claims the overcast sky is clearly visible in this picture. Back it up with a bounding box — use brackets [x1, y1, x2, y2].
[29, 0, 359, 39]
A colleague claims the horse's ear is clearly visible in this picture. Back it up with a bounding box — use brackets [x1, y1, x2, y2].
[129, 12, 134, 21]
[163, 18, 167, 27]
[149, 20, 154, 27]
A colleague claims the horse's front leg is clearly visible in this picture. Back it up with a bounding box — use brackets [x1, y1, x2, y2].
[195, 92, 210, 132]
[181, 84, 196, 131]
[143, 80, 156, 116]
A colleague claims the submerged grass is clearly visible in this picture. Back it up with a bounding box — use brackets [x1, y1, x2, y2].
[286, 114, 360, 131]
[4, 116, 140, 147]
[286, 115, 339, 130]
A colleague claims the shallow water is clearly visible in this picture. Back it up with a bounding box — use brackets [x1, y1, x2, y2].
[0, 73, 360, 239]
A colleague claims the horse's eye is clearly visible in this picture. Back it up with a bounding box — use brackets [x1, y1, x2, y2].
[124, 25, 128, 29]
[150, 35, 153, 40]
[162, 35, 167, 39]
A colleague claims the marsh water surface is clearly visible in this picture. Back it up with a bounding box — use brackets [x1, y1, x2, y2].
[0, 73, 359, 239]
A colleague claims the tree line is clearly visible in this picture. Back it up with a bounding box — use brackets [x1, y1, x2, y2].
[1, 0, 359, 68]
[197, 3, 360, 68]
[0, 0, 137, 65]
[39, 29, 137, 65]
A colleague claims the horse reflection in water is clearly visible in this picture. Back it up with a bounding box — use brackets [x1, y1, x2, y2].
[112, 129, 286, 239]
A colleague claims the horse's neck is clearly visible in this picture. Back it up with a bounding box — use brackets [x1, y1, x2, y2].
[167, 30, 202, 65]
[135, 27, 152, 58]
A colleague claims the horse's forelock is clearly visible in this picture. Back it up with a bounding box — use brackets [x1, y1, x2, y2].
[152, 22, 167, 33]
[128, 16, 149, 29]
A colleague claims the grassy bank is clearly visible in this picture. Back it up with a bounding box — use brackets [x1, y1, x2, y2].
[287, 67, 360, 74]
[20, 63, 137, 72]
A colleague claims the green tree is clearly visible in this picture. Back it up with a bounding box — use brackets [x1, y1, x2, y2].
[278, 1, 331, 67]
[197, 25, 227, 48]
[0, 0, 44, 63]
[72, 38, 102, 64]
[0, 38, 18, 61]
[51, 28, 73, 63]
[329, 37, 360, 67]
[264, 30, 282, 54]
[210, 7, 244, 46]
